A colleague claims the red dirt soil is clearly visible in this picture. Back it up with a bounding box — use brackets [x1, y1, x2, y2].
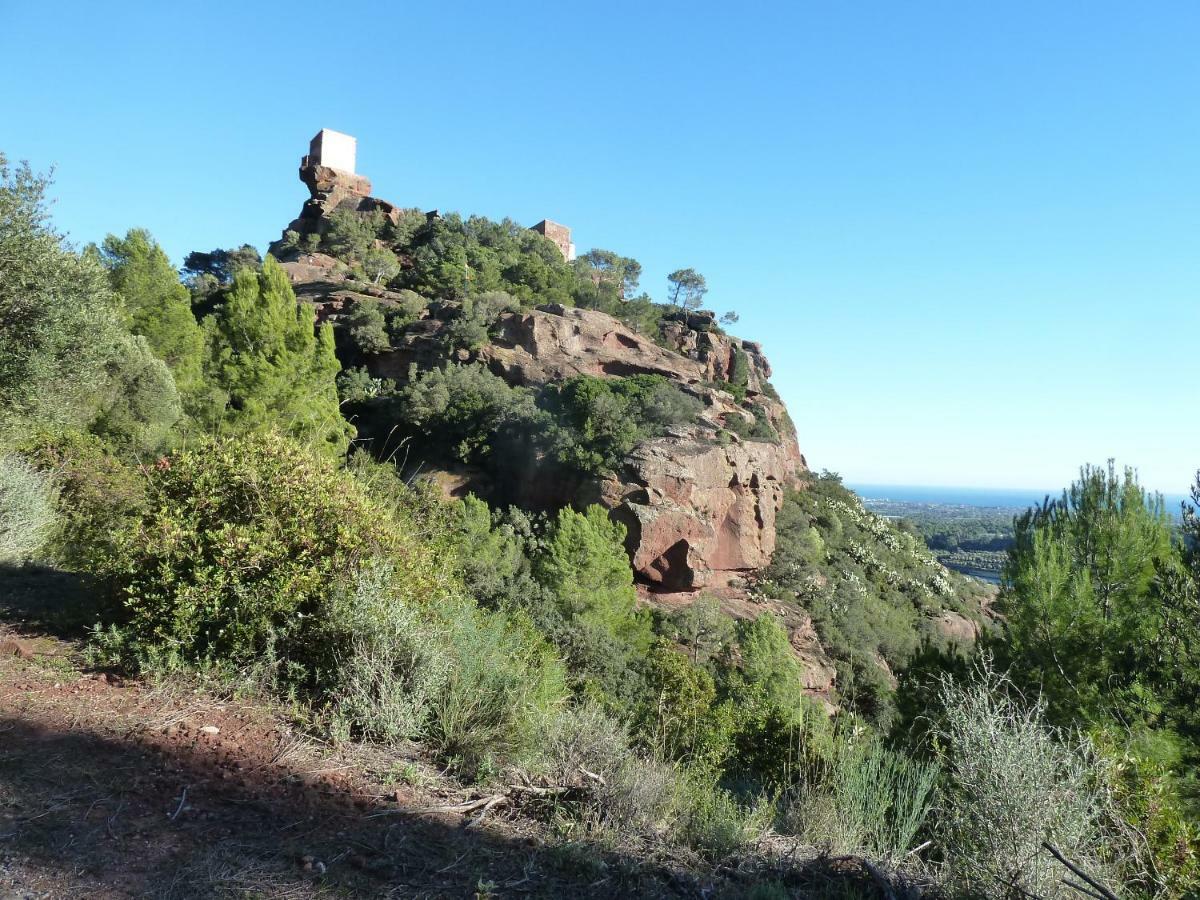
[0, 631, 693, 899]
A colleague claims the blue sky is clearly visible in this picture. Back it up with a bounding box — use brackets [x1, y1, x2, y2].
[3, 1, 1197, 493]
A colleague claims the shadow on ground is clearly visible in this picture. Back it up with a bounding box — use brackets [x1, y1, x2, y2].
[0, 714, 697, 899]
[0, 562, 100, 636]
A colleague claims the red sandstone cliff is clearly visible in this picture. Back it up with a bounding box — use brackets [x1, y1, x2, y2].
[283, 265, 808, 596]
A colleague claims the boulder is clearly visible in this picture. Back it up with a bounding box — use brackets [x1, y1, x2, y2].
[602, 427, 800, 591]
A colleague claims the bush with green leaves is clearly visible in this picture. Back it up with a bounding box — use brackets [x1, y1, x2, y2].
[321, 208, 387, 266]
[536, 505, 650, 647]
[446, 497, 653, 706]
[323, 561, 451, 743]
[365, 366, 702, 483]
[392, 213, 578, 303]
[389, 362, 546, 467]
[676, 775, 773, 860]
[540, 374, 703, 475]
[20, 430, 147, 573]
[0, 453, 56, 565]
[632, 640, 735, 774]
[423, 599, 566, 775]
[89, 432, 454, 687]
[89, 334, 183, 454]
[666, 594, 736, 667]
[344, 298, 391, 354]
[727, 345, 750, 401]
[325, 560, 567, 776]
[441, 291, 521, 352]
[336, 366, 384, 404]
[782, 726, 937, 862]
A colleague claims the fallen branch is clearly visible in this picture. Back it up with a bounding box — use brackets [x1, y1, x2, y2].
[905, 840, 933, 858]
[466, 794, 509, 829]
[416, 794, 507, 815]
[373, 780, 589, 821]
[506, 783, 580, 799]
[1043, 843, 1119, 900]
[578, 765, 606, 786]
[1062, 878, 1108, 900]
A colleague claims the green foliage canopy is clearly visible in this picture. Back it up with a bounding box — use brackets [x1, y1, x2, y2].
[201, 256, 350, 457]
[0, 156, 181, 452]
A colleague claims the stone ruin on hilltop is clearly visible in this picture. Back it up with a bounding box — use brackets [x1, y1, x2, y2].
[276, 128, 576, 262]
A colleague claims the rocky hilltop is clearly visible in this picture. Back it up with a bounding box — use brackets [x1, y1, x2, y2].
[271, 160, 808, 597]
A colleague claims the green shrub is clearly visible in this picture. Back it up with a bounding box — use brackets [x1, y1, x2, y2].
[734, 614, 808, 712]
[677, 775, 772, 859]
[442, 291, 521, 351]
[783, 729, 937, 862]
[88, 332, 183, 454]
[0, 453, 56, 564]
[667, 593, 735, 666]
[21, 430, 146, 571]
[596, 754, 683, 841]
[336, 366, 383, 403]
[324, 561, 566, 776]
[391, 362, 545, 466]
[324, 562, 451, 743]
[200, 256, 351, 458]
[345, 298, 391, 354]
[933, 661, 1124, 898]
[632, 640, 735, 773]
[536, 505, 650, 648]
[442, 498, 652, 707]
[540, 374, 702, 475]
[536, 700, 631, 785]
[384, 290, 428, 336]
[726, 345, 750, 402]
[91, 432, 449, 685]
[424, 600, 567, 776]
[1093, 728, 1200, 897]
[723, 404, 779, 443]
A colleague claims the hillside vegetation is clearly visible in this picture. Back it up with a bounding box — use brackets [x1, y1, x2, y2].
[2, 151, 1198, 897]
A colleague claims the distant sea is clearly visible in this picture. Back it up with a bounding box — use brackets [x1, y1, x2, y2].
[849, 483, 1190, 515]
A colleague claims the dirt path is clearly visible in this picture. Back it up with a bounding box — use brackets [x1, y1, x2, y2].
[0, 632, 693, 899]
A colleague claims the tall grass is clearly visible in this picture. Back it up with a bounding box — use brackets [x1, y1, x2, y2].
[783, 723, 938, 862]
[324, 562, 568, 778]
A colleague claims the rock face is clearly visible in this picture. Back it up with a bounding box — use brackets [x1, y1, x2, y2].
[602, 430, 795, 592]
[362, 302, 808, 594]
[270, 161, 404, 255]
[270, 154, 809, 597]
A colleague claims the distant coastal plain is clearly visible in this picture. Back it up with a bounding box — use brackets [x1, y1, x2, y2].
[850, 483, 1189, 513]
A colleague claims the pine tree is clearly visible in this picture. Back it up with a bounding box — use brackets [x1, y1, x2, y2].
[101, 229, 205, 409]
[1001, 461, 1176, 726]
[203, 255, 351, 457]
[536, 505, 649, 647]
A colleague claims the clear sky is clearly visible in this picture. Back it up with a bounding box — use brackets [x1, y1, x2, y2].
[3, 1, 1197, 493]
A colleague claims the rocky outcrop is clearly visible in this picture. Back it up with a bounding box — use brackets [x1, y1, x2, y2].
[270, 156, 809, 599]
[602, 429, 795, 592]
[360, 302, 808, 594]
[269, 161, 405, 255]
